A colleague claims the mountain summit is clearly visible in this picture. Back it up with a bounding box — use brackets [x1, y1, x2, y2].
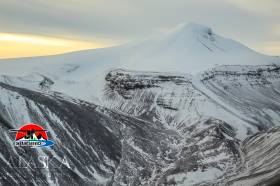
[0, 22, 278, 77]
[0, 22, 279, 101]
[167, 22, 214, 38]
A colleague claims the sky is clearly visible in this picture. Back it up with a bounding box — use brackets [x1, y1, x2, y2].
[0, 0, 279, 58]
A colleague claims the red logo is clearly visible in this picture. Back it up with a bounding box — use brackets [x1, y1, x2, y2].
[10, 123, 54, 148]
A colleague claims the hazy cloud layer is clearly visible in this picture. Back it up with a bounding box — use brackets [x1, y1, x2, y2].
[0, 0, 279, 54]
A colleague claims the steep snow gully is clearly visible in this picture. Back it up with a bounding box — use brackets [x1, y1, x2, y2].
[0, 23, 280, 185]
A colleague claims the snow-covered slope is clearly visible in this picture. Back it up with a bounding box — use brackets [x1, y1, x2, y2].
[0, 23, 280, 186]
[0, 74, 280, 186]
[0, 23, 278, 102]
[0, 23, 278, 75]
[103, 66, 280, 139]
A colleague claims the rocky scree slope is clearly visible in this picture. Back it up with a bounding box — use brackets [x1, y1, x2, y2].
[0, 65, 280, 185]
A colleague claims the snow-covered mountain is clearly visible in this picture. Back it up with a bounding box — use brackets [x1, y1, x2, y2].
[0, 23, 278, 102]
[0, 23, 280, 185]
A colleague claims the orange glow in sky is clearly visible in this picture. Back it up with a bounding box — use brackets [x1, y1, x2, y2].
[0, 32, 278, 59]
[0, 33, 110, 59]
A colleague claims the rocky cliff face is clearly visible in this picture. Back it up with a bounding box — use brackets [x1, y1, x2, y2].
[201, 65, 280, 131]
[0, 65, 280, 185]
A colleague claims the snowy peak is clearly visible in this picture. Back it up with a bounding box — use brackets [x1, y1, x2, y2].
[114, 22, 278, 73]
[162, 22, 250, 55]
[158, 22, 216, 51]
[168, 22, 214, 39]
[0, 22, 278, 104]
[0, 22, 278, 77]
[155, 22, 218, 57]
[177, 22, 213, 33]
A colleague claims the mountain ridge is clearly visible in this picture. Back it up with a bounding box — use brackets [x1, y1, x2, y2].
[0, 69, 280, 185]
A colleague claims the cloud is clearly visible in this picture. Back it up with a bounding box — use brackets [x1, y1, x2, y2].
[0, 0, 279, 55]
[226, 0, 280, 14]
[0, 32, 108, 58]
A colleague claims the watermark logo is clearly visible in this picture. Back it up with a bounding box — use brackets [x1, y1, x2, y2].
[9, 123, 54, 148]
